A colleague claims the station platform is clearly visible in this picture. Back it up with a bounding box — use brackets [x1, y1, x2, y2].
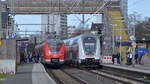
[102, 64, 150, 74]
[2, 63, 56, 84]
[102, 55, 150, 74]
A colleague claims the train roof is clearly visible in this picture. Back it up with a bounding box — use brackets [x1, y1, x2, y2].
[68, 33, 98, 40]
[47, 39, 63, 43]
[64, 33, 98, 45]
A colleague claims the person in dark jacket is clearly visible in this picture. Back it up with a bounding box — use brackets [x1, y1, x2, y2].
[112, 53, 117, 64]
[116, 53, 120, 64]
[135, 54, 138, 64]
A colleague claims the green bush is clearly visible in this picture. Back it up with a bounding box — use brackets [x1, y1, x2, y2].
[0, 74, 6, 78]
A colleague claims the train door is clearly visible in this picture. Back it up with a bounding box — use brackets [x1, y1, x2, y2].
[72, 39, 78, 64]
[65, 42, 70, 64]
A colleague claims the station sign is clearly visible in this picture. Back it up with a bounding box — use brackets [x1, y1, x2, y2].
[9, 33, 16, 39]
[115, 41, 132, 46]
[115, 36, 121, 40]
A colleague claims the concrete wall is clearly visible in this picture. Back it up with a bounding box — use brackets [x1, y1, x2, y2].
[0, 40, 16, 60]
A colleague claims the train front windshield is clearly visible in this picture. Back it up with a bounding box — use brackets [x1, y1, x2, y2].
[48, 41, 63, 53]
[83, 37, 96, 55]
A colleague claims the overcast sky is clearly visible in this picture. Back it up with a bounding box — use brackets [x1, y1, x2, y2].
[128, 0, 150, 17]
[14, 0, 150, 32]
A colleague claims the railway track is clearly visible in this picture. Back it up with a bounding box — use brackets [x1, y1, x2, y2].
[83, 67, 150, 84]
[46, 68, 86, 84]
[63, 67, 117, 84]
[90, 70, 144, 84]
[45, 64, 150, 84]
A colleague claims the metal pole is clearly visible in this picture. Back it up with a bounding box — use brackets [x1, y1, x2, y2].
[111, 24, 115, 54]
[82, 0, 85, 29]
[132, 23, 136, 67]
[112, 26, 115, 54]
[120, 21, 122, 64]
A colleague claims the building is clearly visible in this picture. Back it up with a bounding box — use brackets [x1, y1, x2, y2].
[91, 23, 103, 35]
[41, 14, 67, 38]
[0, 2, 15, 39]
[96, 14, 102, 24]
[67, 26, 76, 38]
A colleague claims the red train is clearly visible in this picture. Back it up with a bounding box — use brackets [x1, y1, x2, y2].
[35, 39, 65, 66]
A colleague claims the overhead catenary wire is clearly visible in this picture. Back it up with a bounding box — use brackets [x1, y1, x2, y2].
[78, 0, 112, 26]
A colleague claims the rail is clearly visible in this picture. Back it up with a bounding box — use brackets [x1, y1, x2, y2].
[45, 67, 86, 84]
[87, 65, 150, 84]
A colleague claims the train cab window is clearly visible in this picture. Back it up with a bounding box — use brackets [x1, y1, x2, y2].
[66, 41, 70, 46]
[47, 40, 63, 53]
[72, 39, 78, 45]
[83, 37, 96, 53]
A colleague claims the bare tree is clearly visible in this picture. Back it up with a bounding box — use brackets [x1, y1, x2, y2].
[135, 18, 150, 40]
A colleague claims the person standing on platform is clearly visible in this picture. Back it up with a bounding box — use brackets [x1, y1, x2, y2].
[138, 54, 143, 64]
[138, 48, 145, 64]
[32, 52, 36, 63]
[20, 51, 25, 64]
[135, 54, 138, 64]
[34, 52, 38, 63]
[26, 52, 30, 63]
[112, 53, 117, 64]
[129, 53, 133, 65]
[37, 52, 40, 63]
[116, 53, 120, 64]
[112, 53, 115, 64]
[29, 52, 33, 63]
[126, 52, 133, 65]
[126, 52, 130, 65]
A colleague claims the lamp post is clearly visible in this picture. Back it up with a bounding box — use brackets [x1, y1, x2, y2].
[120, 21, 122, 64]
[132, 22, 136, 67]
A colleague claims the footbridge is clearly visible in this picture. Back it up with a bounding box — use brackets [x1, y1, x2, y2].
[5, 0, 106, 14]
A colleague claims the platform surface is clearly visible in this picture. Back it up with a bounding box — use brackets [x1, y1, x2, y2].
[102, 64, 150, 74]
[2, 63, 56, 84]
